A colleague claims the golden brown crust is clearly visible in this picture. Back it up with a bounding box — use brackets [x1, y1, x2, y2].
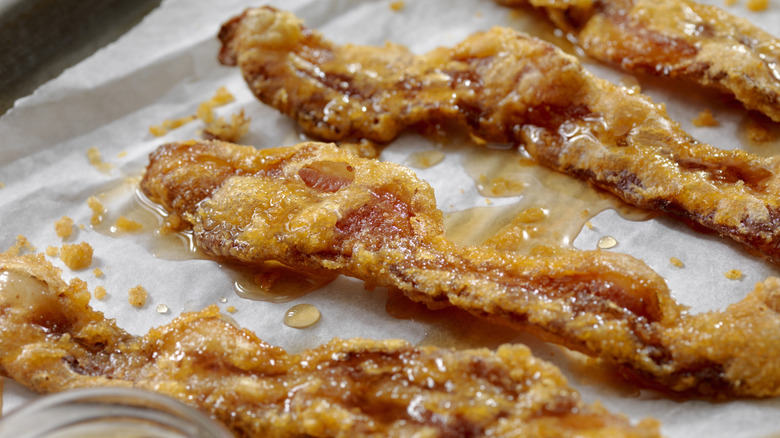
[217, 7, 780, 263]
[0, 253, 659, 437]
[497, 0, 780, 122]
[142, 140, 780, 397]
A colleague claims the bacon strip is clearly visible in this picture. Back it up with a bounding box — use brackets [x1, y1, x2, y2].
[496, 0, 780, 122]
[141, 140, 780, 397]
[0, 253, 659, 437]
[217, 6, 780, 262]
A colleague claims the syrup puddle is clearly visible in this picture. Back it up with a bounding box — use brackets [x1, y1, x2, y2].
[445, 145, 655, 251]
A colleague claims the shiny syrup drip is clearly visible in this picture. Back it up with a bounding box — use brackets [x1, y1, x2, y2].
[597, 236, 618, 249]
[283, 303, 322, 329]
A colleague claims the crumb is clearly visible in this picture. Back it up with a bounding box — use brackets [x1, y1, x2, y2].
[197, 87, 235, 124]
[93, 268, 104, 278]
[86, 146, 113, 172]
[46, 246, 59, 257]
[724, 269, 743, 280]
[692, 109, 719, 127]
[87, 196, 106, 225]
[390, 1, 405, 11]
[5, 235, 36, 256]
[746, 0, 768, 10]
[114, 216, 143, 232]
[468, 132, 488, 146]
[0, 182, 5, 189]
[338, 139, 381, 158]
[202, 110, 250, 142]
[515, 207, 547, 224]
[669, 257, 685, 268]
[128, 285, 148, 308]
[160, 214, 185, 234]
[54, 216, 74, 239]
[149, 115, 197, 137]
[226, 305, 237, 313]
[150, 86, 243, 140]
[94, 286, 107, 300]
[585, 221, 595, 230]
[485, 198, 494, 205]
[79, 224, 86, 230]
[60, 242, 93, 270]
[124, 176, 142, 186]
[486, 177, 526, 196]
[475, 10, 483, 18]
[724, 0, 738, 5]
[117, 151, 128, 158]
[744, 117, 777, 143]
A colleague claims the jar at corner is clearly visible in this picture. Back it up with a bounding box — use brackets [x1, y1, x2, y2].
[0, 387, 233, 438]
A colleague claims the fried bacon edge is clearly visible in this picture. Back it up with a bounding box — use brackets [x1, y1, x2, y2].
[0, 253, 659, 438]
[216, 6, 780, 263]
[140, 140, 780, 397]
[496, 0, 780, 122]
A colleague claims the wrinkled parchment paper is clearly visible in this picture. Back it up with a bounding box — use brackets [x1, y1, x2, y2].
[1, 0, 780, 435]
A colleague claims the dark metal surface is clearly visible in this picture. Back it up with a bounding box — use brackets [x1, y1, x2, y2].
[0, 0, 162, 115]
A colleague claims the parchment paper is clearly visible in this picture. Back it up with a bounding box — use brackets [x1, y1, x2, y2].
[1, 0, 779, 436]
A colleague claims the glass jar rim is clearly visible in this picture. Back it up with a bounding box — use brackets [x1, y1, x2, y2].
[0, 387, 233, 438]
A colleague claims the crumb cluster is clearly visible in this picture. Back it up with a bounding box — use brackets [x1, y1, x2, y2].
[692, 109, 719, 127]
[128, 285, 148, 308]
[54, 216, 74, 239]
[60, 242, 93, 270]
[149, 86, 249, 142]
[114, 216, 143, 232]
[87, 196, 106, 225]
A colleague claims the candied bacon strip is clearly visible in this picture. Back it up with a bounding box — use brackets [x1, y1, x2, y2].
[496, 0, 780, 122]
[217, 6, 780, 263]
[0, 253, 660, 438]
[141, 140, 780, 397]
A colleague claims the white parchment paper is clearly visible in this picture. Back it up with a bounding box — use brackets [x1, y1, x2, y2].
[1, 0, 780, 436]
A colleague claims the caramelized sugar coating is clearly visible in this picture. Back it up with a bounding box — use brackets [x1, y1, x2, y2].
[218, 7, 780, 262]
[0, 254, 660, 438]
[497, 0, 780, 122]
[141, 140, 780, 397]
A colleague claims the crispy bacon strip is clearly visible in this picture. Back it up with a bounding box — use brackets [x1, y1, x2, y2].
[141, 140, 780, 397]
[496, 0, 780, 122]
[0, 253, 659, 438]
[217, 6, 780, 262]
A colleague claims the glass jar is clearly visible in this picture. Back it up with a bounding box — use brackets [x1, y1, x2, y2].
[0, 387, 233, 438]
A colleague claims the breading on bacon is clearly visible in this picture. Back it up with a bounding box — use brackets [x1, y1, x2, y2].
[0, 253, 660, 438]
[141, 140, 780, 397]
[496, 0, 780, 122]
[217, 6, 780, 262]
